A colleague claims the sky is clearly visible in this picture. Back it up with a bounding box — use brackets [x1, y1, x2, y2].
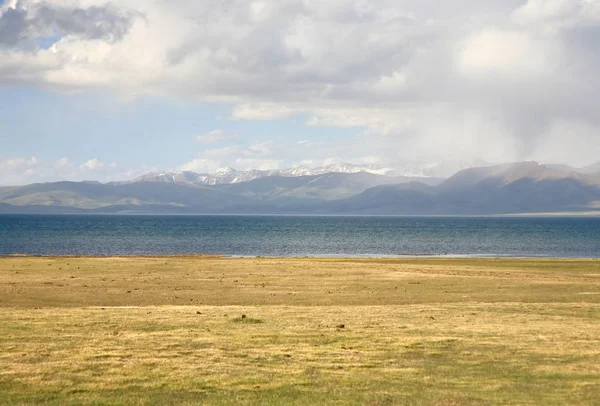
[1, 0, 600, 185]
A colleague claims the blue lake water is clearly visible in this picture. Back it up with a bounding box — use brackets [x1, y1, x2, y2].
[0, 215, 599, 258]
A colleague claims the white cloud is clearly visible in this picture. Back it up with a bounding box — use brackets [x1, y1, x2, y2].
[246, 141, 272, 156]
[231, 104, 294, 120]
[179, 155, 282, 173]
[458, 29, 551, 77]
[179, 158, 221, 173]
[3, 156, 38, 167]
[512, 0, 600, 30]
[55, 157, 70, 167]
[234, 158, 282, 171]
[194, 130, 238, 144]
[80, 158, 104, 170]
[1, 0, 599, 169]
[0, 156, 151, 185]
[306, 108, 398, 135]
[180, 141, 279, 172]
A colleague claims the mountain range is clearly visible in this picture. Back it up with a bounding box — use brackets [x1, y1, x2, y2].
[125, 164, 398, 186]
[1, 161, 599, 215]
[122, 161, 480, 186]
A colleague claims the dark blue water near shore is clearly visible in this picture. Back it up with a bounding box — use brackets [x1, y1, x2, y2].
[1, 215, 599, 258]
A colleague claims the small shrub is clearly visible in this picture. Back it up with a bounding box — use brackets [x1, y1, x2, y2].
[232, 316, 263, 324]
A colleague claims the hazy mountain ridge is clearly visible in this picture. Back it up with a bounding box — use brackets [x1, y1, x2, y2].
[127, 163, 398, 186]
[126, 160, 487, 187]
[216, 172, 443, 201]
[1, 161, 600, 215]
[345, 162, 600, 215]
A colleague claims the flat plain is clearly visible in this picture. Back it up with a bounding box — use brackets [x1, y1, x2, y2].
[1, 257, 599, 405]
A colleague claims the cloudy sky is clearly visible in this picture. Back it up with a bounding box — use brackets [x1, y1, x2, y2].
[1, 0, 599, 185]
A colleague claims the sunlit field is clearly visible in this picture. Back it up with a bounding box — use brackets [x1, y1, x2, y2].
[1, 257, 599, 405]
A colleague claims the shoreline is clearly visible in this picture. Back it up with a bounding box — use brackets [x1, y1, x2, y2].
[2, 212, 600, 216]
[2, 254, 599, 260]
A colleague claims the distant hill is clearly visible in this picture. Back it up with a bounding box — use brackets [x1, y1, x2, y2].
[340, 162, 600, 215]
[1, 162, 599, 215]
[0, 181, 259, 211]
[216, 172, 442, 201]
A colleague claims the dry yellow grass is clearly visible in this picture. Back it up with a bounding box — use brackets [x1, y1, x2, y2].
[1, 257, 599, 405]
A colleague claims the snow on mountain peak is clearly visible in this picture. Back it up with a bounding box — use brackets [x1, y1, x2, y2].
[214, 167, 236, 175]
[131, 161, 487, 186]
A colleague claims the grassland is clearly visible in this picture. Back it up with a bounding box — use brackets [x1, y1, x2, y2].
[1, 257, 599, 405]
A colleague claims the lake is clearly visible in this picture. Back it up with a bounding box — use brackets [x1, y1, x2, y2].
[1, 215, 599, 258]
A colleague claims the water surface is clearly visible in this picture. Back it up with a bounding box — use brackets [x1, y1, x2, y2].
[1, 215, 599, 258]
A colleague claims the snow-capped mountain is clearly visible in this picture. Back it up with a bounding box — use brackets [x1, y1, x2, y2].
[128, 161, 489, 186]
[131, 164, 398, 186]
[393, 160, 491, 179]
[280, 163, 396, 177]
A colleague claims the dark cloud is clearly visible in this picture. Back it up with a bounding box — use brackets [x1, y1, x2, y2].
[0, 2, 139, 49]
[0, 7, 28, 47]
